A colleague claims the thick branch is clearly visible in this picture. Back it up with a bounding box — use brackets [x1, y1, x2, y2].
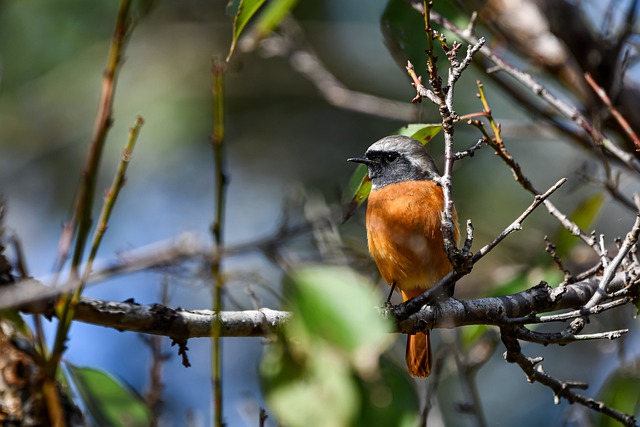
[17, 269, 637, 339]
[396, 271, 636, 334]
[63, 299, 290, 339]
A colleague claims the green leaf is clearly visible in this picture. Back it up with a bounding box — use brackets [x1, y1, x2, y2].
[251, 0, 300, 39]
[226, 0, 266, 62]
[66, 364, 151, 427]
[262, 265, 401, 427]
[381, 0, 429, 74]
[489, 267, 563, 298]
[286, 265, 393, 355]
[395, 123, 443, 144]
[0, 310, 33, 338]
[262, 346, 421, 427]
[262, 341, 359, 427]
[355, 357, 419, 427]
[342, 164, 371, 209]
[554, 193, 604, 258]
[596, 368, 640, 427]
[226, 0, 299, 62]
[459, 324, 490, 350]
[381, 0, 473, 74]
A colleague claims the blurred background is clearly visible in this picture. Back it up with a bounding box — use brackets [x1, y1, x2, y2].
[1, 0, 638, 425]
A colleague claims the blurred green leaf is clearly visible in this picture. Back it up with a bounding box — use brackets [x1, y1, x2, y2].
[381, 0, 428, 73]
[342, 164, 371, 208]
[0, 310, 33, 338]
[554, 193, 604, 258]
[262, 265, 398, 427]
[66, 364, 151, 427]
[381, 0, 468, 74]
[262, 341, 359, 427]
[489, 268, 563, 297]
[251, 0, 300, 39]
[286, 265, 393, 354]
[596, 368, 640, 427]
[227, 0, 299, 62]
[227, 0, 266, 61]
[459, 324, 490, 350]
[355, 357, 419, 427]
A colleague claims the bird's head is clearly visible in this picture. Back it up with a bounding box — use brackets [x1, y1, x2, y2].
[348, 135, 440, 189]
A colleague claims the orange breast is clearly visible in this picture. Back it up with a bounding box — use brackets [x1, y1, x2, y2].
[366, 180, 457, 294]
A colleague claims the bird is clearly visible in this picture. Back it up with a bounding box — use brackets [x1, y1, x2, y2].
[348, 135, 458, 378]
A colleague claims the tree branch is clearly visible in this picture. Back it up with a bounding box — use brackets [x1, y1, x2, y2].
[258, 17, 420, 122]
[16, 268, 637, 340]
[500, 326, 637, 427]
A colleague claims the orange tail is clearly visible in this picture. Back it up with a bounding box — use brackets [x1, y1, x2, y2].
[406, 331, 431, 377]
[401, 289, 432, 377]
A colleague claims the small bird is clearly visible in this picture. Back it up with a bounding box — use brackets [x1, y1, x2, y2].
[348, 135, 458, 377]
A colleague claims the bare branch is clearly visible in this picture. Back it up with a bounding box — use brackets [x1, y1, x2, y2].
[453, 139, 483, 160]
[397, 271, 637, 333]
[585, 214, 640, 308]
[512, 325, 628, 345]
[500, 328, 637, 426]
[54, 297, 291, 339]
[16, 268, 636, 340]
[261, 17, 419, 122]
[425, 8, 640, 175]
[585, 72, 640, 151]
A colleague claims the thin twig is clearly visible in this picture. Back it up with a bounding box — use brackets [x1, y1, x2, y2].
[408, 2, 485, 271]
[500, 328, 637, 426]
[473, 81, 602, 256]
[585, 214, 640, 308]
[51, 115, 143, 361]
[261, 17, 419, 122]
[474, 179, 567, 260]
[422, 6, 640, 175]
[544, 236, 572, 282]
[143, 277, 171, 426]
[509, 297, 631, 325]
[444, 329, 488, 427]
[513, 325, 628, 345]
[453, 139, 483, 160]
[584, 72, 640, 151]
[210, 58, 227, 427]
[63, 0, 134, 280]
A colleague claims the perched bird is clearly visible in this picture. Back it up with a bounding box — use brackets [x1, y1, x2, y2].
[348, 135, 458, 377]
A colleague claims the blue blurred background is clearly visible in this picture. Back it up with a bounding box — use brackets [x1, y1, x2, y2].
[1, 1, 638, 426]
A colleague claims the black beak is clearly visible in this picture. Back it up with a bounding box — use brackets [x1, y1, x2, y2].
[347, 156, 373, 166]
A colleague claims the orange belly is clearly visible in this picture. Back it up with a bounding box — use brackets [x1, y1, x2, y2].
[366, 180, 456, 293]
[366, 179, 458, 378]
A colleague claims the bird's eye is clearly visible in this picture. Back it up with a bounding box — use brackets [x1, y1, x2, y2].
[383, 152, 398, 163]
